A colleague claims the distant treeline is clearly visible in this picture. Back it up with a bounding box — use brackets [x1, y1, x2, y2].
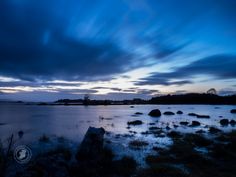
[55, 94, 236, 105]
[149, 93, 236, 105]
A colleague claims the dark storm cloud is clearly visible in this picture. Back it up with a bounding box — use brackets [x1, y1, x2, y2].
[0, 0, 139, 82]
[136, 55, 236, 86]
[0, 30, 132, 81]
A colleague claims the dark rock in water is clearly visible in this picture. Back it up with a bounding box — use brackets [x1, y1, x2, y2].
[188, 113, 198, 117]
[163, 111, 175, 115]
[149, 127, 160, 131]
[196, 114, 210, 119]
[130, 106, 134, 108]
[135, 112, 143, 115]
[196, 130, 205, 134]
[180, 121, 189, 126]
[18, 130, 24, 138]
[220, 119, 229, 126]
[191, 121, 201, 127]
[173, 124, 179, 128]
[176, 110, 183, 114]
[166, 126, 171, 130]
[209, 127, 222, 134]
[148, 109, 161, 117]
[188, 113, 210, 118]
[76, 127, 105, 161]
[230, 109, 236, 113]
[127, 120, 143, 126]
[230, 120, 236, 126]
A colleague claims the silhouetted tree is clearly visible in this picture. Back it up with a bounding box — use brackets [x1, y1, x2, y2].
[207, 88, 217, 95]
[83, 94, 90, 105]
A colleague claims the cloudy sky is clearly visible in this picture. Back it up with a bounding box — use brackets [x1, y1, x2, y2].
[0, 0, 236, 101]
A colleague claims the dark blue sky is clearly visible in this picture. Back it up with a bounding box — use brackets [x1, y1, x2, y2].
[0, 0, 236, 101]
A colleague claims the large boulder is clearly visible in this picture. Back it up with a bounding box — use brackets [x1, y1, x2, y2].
[148, 109, 161, 117]
[76, 127, 105, 161]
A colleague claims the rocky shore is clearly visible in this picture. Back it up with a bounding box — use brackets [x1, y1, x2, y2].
[1, 107, 236, 177]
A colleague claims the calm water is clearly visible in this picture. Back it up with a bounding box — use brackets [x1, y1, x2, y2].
[0, 103, 236, 144]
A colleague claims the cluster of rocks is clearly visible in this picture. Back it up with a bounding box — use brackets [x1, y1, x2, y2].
[148, 109, 183, 117]
[220, 119, 236, 126]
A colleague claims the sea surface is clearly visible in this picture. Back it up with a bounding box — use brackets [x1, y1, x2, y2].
[0, 103, 236, 143]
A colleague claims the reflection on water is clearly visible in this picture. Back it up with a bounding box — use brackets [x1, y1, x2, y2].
[0, 103, 236, 144]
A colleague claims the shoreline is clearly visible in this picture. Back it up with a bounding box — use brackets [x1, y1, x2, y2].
[1, 129, 236, 177]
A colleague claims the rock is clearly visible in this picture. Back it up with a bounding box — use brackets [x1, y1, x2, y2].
[191, 121, 201, 127]
[220, 119, 229, 126]
[230, 120, 236, 126]
[196, 115, 210, 119]
[188, 113, 198, 116]
[18, 130, 24, 138]
[148, 109, 161, 117]
[135, 112, 143, 115]
[180, 121, 189, 126]
[149, 127, 160, 131]
[163, 111, 175, 115]
[209, 127, 221, 134]
[166, 126, 171, 130]
[127, 120, 143, 126]
[76, 127, 105, 161]
[196, 130, 205, 134]
[230, 109, 236, 113]
[173, 125, 179, 128]
[176, 110, 183, 114]
[130, 106, 134, 108]
[188, 113, 210, 118]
